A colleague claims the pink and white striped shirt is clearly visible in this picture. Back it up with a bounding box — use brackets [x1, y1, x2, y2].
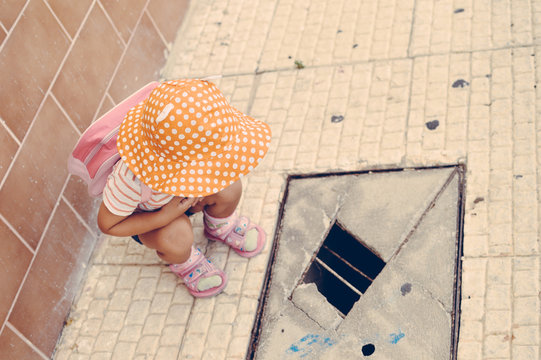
[102, 160, 173, 216]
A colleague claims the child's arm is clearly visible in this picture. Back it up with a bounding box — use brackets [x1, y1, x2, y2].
[97, 196, 198, 237]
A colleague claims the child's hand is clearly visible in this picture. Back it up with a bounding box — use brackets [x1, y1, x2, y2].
[188, 196, 206, 213]
[161, 197, 198, 218]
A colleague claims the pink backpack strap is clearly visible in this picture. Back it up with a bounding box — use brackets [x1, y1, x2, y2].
[67, 81, 160, 197]
[140, 183, 152, 203]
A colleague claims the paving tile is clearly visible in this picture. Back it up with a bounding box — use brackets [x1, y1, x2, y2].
[0, 220, 32, 326]
[0, 326, 43, 360]
[111, 341, 136, 360]
[47, 0, 93, 38]
[0, 125, 18, 183]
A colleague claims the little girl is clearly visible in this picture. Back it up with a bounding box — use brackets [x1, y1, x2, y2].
[97, 79, 271, 297]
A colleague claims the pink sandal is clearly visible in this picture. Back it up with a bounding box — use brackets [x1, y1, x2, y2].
[204, 214, 266, 258]
[169, 248, 227, 298]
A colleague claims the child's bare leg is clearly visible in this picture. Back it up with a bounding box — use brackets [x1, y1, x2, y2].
[139, 214, 223, 292]
[189, 180, 242, 216]
[138, 214, 193, 264]
[190, 181, 259, 253]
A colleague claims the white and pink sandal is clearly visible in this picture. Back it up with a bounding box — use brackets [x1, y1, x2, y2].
[169, 248, 227, 298]
[204, 213, 266, 258]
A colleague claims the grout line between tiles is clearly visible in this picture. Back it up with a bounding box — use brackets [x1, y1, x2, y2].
[530, 6, 541, 357]
[254, 0, 282, 73]
[508, 1, 516, 356]
[5, 322, 49, 360]
[0, 116, 22, 147]
[50, 92, 81, 136]
[0, 0, 30, 54]
[145, 8, 170, 51]
[105, 93, 116, 107]
[91, 262, 167, 266]
[407, 0, 417, 57]
[42, 0, 73, 42]
[403, 57, 414, 158]
[60, 195, 98, 238]
[95, 0, 127, 47]
[0, 214, 34, 255]
[190, 42, 539, 84]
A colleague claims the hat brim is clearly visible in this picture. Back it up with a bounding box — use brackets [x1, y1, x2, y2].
[117, 99, 271, 198]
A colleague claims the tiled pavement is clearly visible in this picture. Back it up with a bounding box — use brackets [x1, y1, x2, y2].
[55, 0, 540, 359]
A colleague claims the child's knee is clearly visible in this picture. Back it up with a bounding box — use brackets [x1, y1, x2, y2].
[145, 214, 193, 252]
[215, 180, 242, 204]
[164, 215, 193, 243]
[191, 181, 242, 213]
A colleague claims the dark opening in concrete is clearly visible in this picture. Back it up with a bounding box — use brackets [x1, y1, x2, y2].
[302, 222, 385, 316]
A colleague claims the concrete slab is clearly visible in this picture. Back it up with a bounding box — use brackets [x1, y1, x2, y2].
[391, 171, 460, 312]
[327, 266, 452, 359]
[331, 171, 460, 358]
[252, 167, 462, 360]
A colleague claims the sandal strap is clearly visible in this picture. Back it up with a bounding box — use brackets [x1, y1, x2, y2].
[184, 260, 218, 290]
[204, 216, 233, 237]
[170, 249, 217, 289]
[222, 216, 250, 251]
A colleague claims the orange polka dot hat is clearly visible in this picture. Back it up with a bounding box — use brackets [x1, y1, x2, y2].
[117, 79, 272, 197]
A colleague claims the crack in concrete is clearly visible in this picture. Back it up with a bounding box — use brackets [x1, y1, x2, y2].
[390, 167, 459, 261]
[407, 277, 452, 314]
[290, 301, 327, 331]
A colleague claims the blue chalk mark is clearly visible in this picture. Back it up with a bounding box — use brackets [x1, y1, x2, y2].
[286, 333, 336, 358]
[302, 334, 318, 346]
[389, 330, 405, 344]
[323, 337, 334, 346]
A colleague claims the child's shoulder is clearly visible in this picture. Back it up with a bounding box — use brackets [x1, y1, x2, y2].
[111, 160, 171, 203]
[107, 160, 145, 196]
[113, 160, 141, 184]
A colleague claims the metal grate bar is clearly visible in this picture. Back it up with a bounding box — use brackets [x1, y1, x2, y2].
[321, 244, 374, 282]
[314, 258, 363, 297]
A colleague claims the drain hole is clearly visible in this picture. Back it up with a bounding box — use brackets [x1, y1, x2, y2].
[302, 222, 386, 316]
[317, 246, 372, 292]
[362, 343, 376, 356]
[323, 224, 386, 280]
